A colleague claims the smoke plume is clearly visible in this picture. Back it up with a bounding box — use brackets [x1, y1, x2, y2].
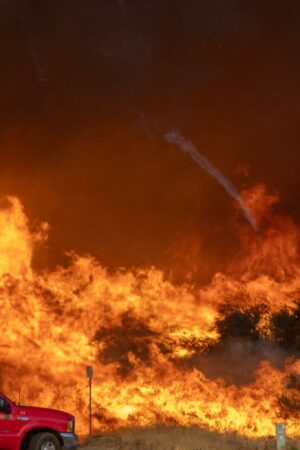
[165, 131, 257, 231]
[18, 14, 49, 82]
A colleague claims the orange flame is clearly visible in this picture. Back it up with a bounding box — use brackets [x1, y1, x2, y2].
[1, 191, 300, 437]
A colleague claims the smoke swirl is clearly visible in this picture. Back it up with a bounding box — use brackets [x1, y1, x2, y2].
[165, 131, 257, 231]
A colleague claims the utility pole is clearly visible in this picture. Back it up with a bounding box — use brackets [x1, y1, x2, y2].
[86, 366, 93, 438]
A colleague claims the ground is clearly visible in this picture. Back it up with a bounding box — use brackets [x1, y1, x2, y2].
[80, 426, 300, 450]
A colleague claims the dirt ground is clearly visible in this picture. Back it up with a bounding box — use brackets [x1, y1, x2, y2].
[80, 425, 300, 450]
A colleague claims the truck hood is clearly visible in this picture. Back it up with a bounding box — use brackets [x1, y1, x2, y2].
[15, 405, 73, 420]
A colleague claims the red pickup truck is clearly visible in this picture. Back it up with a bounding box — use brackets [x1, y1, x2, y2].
[0, 392, 77, 450]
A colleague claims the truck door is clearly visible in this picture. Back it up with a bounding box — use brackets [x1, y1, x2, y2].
[0, 396, 23, 450]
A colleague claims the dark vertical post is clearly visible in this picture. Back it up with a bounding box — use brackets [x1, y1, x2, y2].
[86, 366, 93, 438]
[88, 376, 92, 437]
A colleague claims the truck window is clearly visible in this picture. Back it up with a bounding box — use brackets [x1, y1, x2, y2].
[0, 397, 11, 414]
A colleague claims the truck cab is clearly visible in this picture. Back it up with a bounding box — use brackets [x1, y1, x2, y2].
[0, 392, 77, 450]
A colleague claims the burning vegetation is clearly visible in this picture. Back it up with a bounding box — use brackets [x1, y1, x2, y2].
[1, 185, 300, 438]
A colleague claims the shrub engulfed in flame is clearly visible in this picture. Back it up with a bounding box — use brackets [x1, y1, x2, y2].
[1, 189, 300, 437]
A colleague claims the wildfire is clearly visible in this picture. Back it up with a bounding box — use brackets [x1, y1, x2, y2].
[1, 189, 300, 438]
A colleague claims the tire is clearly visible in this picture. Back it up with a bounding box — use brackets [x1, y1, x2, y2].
[28, 432, 61, 450]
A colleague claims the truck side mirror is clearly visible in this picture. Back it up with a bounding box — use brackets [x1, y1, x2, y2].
[0, 398, 11, 414]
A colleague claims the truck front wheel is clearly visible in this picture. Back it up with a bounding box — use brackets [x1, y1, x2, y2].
[29, 432, 61, 450]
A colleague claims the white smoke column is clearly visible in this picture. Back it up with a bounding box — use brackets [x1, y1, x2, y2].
[165, 131, 257, 231]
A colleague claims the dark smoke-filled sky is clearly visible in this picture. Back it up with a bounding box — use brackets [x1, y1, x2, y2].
[0, 0, 300, 280]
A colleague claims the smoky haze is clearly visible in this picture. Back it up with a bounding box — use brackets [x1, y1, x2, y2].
[0, 0, 300, 278]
